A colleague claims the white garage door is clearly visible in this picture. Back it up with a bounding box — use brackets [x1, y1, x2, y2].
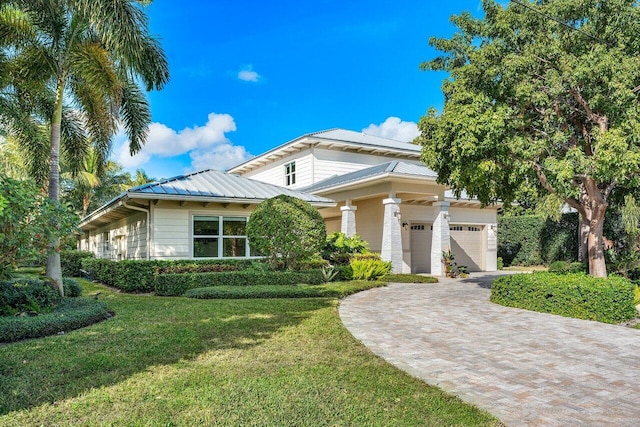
[450, 225, 484, 271]
[410, 223, 431, 273]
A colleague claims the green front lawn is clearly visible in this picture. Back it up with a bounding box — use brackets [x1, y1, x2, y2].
[0, 280, 499, 426]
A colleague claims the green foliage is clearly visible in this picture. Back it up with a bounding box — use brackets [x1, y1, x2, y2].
[247, 195, 326, 270]
[320, 265, 339, 283]
[491, 273, 637, 324]
[498, 214, 578, 266]
[321, 232, 370, 265]
[418, 0, 640, 276]
[548, 261, 587, 275]
[183, 281, 386, 300]
[154, 270, 325, 297]
[81, 258, 254, 293]
[60, 250, 95, 277]
[0, 176, 78, 280]
[0, 278, 61, 317]
[379, 274, 439, 284]
[350, 259, 391, 281]
[0, 298, 109, 343]
[634, 285, 640, 306]
[497, 257, 504, 270]
[335, 265, 353, 281]
[62, 278, 82, 298]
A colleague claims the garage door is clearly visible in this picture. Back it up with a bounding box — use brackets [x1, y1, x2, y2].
[450, 225, 483, 271]
[410, 223, 431, 273]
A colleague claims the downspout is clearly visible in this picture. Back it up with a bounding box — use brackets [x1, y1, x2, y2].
[123, 200, 151, 260]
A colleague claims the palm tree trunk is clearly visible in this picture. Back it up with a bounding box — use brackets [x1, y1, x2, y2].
[46, 78, 65, 297]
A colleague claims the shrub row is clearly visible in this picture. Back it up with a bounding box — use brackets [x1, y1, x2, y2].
[379, 274, 439, 283]
[184, 281, 385, 300]
[1, 278, 61, 316]
[548, 261, 587, 274]
[0, 298, 110, 343]
[155, 270, 325, 296]
[61, 250, 95, 277]
[81, 258, 255, 293]
[490, 272, 637, 323]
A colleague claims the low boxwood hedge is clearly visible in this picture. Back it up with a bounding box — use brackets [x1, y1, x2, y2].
[183, 281, 385, 299]
[61, 250, 95, 277]
[380, 274, 439, 283]
[491, 272, 637, 323]
[0, 298, 111, 343]
[155, 270, 325, 296]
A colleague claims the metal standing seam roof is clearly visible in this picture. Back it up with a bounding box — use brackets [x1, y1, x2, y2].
[129, 169, 334, 203]
[228, 128, 421, 173]
[301, 161, 439, 193]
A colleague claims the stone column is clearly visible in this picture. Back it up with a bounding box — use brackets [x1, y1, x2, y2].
[430, 201, 451, 276]
[381, 198, 403, 273]
[486, 223, 498, 271]
[340, 204, 357, 237]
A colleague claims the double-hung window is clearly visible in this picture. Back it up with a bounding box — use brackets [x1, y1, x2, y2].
[284, 161, 296, 186]
[193, 215, 251, 258]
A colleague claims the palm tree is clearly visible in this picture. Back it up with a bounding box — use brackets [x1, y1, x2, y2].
[0, 0, 169, 294]
[131, 168, 155, 187]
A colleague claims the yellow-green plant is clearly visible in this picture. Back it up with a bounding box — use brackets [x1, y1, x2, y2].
[350, 259, 391, 281]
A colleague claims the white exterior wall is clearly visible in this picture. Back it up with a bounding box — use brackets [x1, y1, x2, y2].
[151, 202, 256, 260]
[80, 212, 147, 260]
[312, 149, 420, 184]
[243, 149, 314, 189]
[350, 197, 385, 252]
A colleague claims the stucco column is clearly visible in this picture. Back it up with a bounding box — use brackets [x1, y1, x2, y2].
[486, 223, 498, 271]
[431, 201, 451, 276]
[381, 198, 403, 273]
[340, 204, 357, 237]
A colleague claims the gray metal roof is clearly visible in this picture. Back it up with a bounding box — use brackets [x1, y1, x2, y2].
[310, 129, 421, 152]
[228, 128, 421, 173]
[302, 161, 438, 193]
[129, 169, 334, 203]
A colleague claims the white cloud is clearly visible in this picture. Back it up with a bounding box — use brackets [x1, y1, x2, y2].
[362, 116, 419, 142]
[237, 65, 261, 82]
[116, 112, 252, 172]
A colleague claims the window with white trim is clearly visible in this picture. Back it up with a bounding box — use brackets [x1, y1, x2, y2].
[284, 161, 296, 186]
[193, 215, 255, 258]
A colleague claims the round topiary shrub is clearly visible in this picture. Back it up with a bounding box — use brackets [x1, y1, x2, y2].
[247, 195, 326, 270]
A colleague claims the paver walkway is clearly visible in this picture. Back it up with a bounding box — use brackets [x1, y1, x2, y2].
[339, 272, 640, 426]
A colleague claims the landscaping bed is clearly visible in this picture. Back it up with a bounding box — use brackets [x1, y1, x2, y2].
[491, 272, 637, 323]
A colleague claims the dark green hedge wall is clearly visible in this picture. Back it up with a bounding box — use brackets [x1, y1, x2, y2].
[498, 213, 578, 266]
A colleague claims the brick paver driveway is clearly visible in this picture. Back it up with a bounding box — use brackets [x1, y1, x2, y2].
[339, 272, 640, 426]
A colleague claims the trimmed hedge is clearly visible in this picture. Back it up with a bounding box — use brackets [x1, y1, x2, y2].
[498, 214, 578, 266]
[61, 250, 95, 277]
[491, 272, 637, 323]
[62, 278, 82, 297]
[183, 281, 386, 300]
[0, 298, 110, 343]
[155, 270, 325, 296]
[548, 261, 587, 274]
[380, 274, 439, 283]
[81, 258, 255, 293]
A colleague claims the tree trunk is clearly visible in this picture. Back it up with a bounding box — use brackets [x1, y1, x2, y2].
[46, 78, 65, 297]
[577, 216, 589, 262]
[586, 199, 608, 278]
[82, 194, 91, 218]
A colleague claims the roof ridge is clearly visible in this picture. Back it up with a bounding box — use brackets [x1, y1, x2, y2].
[129, 169, 218, 192]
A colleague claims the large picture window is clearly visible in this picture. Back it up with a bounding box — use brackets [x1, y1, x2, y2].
[193, 215, 252, 258]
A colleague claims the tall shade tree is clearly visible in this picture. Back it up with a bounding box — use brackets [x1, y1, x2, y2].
[417, 0, 640, 277]
[0, 0, 169, 293]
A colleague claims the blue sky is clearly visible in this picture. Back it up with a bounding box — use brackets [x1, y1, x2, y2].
[114, 0, 484, 179]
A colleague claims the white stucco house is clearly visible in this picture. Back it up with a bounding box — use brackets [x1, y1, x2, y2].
[79, 128, 498, 275]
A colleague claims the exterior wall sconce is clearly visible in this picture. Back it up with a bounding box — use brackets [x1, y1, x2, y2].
[394, 211, 402, 221]
[402, 222, 409, 231]
[489, 224, 497, 232]
[443, 212, 451, 220]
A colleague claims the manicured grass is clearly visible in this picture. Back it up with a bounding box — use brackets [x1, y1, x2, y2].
[0, 279, 500, 426]
[184, 281, 386, 299]
[380, 274, 439, 283]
